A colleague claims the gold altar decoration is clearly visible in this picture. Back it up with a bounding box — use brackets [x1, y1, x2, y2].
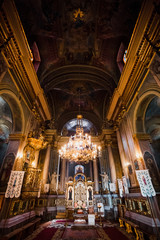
[27, 134, 48, 150]
[73, 8, 84, 22]
[22, 167, 41, 198]
[23, 145, 35, 163]
[59, 115, 101, 163]
[66, 173, 94, 209]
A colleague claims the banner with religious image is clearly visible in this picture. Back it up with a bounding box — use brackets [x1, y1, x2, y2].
[117, 179, 123, 197]
[135, 170, 156, 197]
[109, 183, 116, 192]
[5, 171, 25, 198]
[122, 176, 129, 194]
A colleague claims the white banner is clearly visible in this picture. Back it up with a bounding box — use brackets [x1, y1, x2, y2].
[135, 170, 156, 197]
[5, 171, 25, 198]
[109, 183, 116, 192]
[122, 176, 129, 194]
[117, 179, 123, 197]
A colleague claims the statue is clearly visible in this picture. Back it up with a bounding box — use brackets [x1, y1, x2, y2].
[50, 172, 58, 192]
[100, 172, 109, 191]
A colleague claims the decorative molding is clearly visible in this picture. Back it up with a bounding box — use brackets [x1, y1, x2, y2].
[9, 133, 25, 141]
[0, 0, 51, 120]
[133, 133, 151, 142]
[106, 1, 160, 122]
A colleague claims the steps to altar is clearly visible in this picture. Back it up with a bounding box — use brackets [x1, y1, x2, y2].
[56, 211, 66, 219]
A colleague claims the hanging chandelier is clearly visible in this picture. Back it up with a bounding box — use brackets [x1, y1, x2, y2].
[59, 115, 101, 163]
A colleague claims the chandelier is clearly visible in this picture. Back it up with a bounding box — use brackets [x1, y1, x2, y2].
[59, 115, 101, 163]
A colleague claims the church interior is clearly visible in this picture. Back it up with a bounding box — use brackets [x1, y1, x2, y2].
[0, 0, 160, 239]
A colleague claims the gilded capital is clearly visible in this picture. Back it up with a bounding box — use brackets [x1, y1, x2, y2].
[105, 139, 112, 146]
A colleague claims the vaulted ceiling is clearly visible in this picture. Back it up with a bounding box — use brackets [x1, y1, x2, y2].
[15, 0, 142, 133]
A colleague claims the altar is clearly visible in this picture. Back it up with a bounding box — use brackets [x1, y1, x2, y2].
[88, 214, 95, 225]
[66, 171, 94, 210]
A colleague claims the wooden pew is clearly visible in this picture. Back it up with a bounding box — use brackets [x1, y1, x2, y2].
[0, 217, 41, 240]
[119, 217, 144, 240]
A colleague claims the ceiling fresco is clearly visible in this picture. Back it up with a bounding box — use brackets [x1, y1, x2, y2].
[15, 0, 142, 132]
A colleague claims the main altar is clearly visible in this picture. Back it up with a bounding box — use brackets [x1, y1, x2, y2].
[66, 172, 94, 210]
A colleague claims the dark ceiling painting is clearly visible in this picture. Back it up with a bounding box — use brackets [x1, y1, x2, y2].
[15, 0, 142, 133]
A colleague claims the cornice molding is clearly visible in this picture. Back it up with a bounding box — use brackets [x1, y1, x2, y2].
[133, 133, 151, 142]
[41, 64, 116, 88]
[9, 133, 25, 141]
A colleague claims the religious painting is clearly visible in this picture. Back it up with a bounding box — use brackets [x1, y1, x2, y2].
[128, 164, 133, 174]
[0, 153, 15, 184]
[122, 176, 129, 194]
[68, 186, 73, 200]
[88, 206, 94, 213]
[38, 199, 44, 207]
[20, 200, 28, 213]
[23, 145, 35, 165]
[44, 184, 50, 193]
[127, 164, 136, 186]
[144, 152, 160, 187]
[109, 183, 116, 192]
[29, 199, 35, 210]
[75, 173, 85, 181]
[88, 187, 93, 200]
[0, 195, 4, 210]
[134, 160, 139, 170]
[10, 200, 20, 216]
[75, 165, 84, 174]
[117, 179, 123, 197]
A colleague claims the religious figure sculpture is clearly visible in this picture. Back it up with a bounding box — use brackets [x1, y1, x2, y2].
[100, 172, 109, 191]
[50, 172, 58, 192]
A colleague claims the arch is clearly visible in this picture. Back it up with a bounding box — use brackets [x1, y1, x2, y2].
[56, 110, 102, 134]
[133, 90, 160, 134]
[42, 65, 116, 94]
[0, 87, 25, 133]
[61, 118, 98, 136]
[74, 172, 86, 182]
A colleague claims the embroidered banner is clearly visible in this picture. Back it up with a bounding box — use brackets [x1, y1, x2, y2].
[122, 176, 129, 194]
[135, 170, 156, 197]
[5, 171, 25, 198]
[117, 179, 123, 197]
